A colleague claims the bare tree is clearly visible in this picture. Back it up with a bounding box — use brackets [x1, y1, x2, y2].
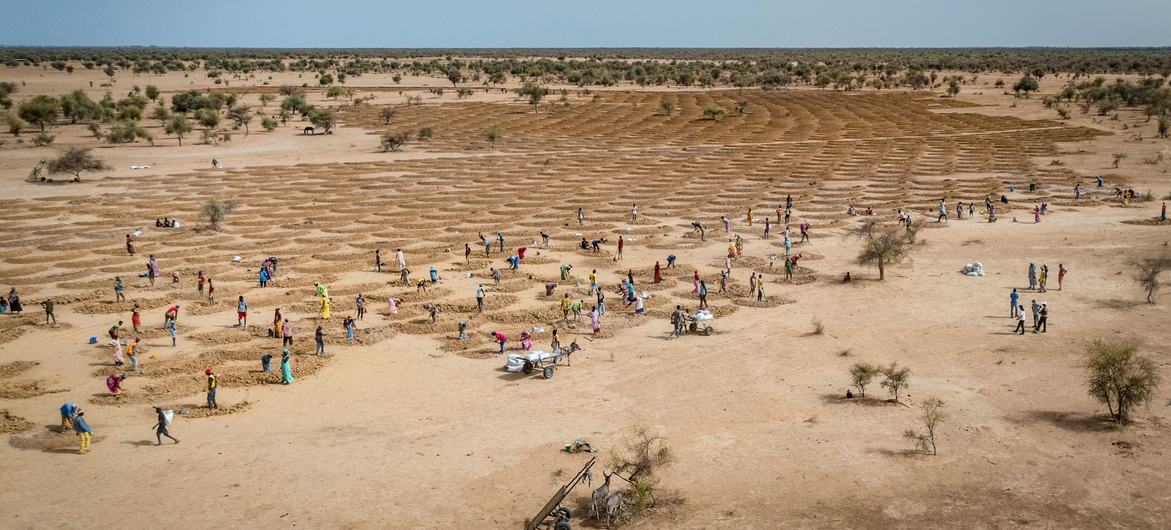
[380, 131, 409, 152]
[609, 424, 676, 525]
[1084, 338, 1160, 424]
[904, 397, 945, 455]
[1133, 255, 1170, 303]
[379, 106, 396, 125]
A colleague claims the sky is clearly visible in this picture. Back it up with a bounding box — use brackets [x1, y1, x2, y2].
[4, 0, 1170, 48]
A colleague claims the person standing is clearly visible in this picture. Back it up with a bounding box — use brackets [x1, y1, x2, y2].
[617, 236, 624, 260]
[282, 319, 294, 347]
[205, 368, 218, 409]
[40, 298, 56, 325]
[356, 294, 366, 320]
[1030, 299, 1041, 329]
[315, 325, 325, 356]
[59, 402, 79, 433]
[1010, 288, 1020, 317]
[1058, 264, 1067, 290]
[596, 288, 606, 316]
[7, 288, 22, 315]
[237, 296, 248, 327]
[114, 276, 126, 303]
[1014, 306, 1027, 335]
[670, 305, 684, 337]
[320, 296, 331, 319]
[74, 411, 93, 454]
[395, 248, 406, 271]
[746, 208, 753, 226]
[375, 249, 382, 272]
[631, 203, 638, 223]
[281, 349, 294, 384]
[206, 279, 215, 304]
[722, 215, 730, 233]
[577, 208, 584, 225]
[698, 280, 709, 310]
[464, 243, 471, 264]
[784, 256, 794, 282]
[1034, 303, 1048, 333]
[476, 284, 485, 313]
[560, 293, 571, 322]
[1038, 265, 1048, 293]
[589, 306, 601, 334]
[1027, 263, 1037, 290]
[937, 199, 948, 223]
[654, 261, 662, 284]
[153, 407, 179, 445]
[197, 271, 206, 295]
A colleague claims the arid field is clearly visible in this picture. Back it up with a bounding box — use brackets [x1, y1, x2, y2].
[1, 59, 1170, 528]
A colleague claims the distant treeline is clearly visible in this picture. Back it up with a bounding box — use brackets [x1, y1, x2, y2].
[2, 47, 1170, 89]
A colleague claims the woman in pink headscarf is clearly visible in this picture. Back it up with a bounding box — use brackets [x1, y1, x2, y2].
[106, 373, 126, 395]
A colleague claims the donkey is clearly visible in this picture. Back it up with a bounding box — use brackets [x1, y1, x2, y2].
[590, 471, 612, 520]
[303, 126, 315, 135]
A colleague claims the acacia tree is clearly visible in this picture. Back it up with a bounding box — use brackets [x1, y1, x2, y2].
[855, 220, 917, 280]
[1133, 254, 1170, 303]
[202, 198, 237, 231]
[47, 147, 111, 182]
[165, 115, 193, 146]
[308, 109, 337, 134]
[228, 105, 253, 135]
[380, 131, 409, 152]
[1013, 75, 1040, 97]
[19, 95, 60, 131]
[703, 104, 725, 120]
[259, 93, 275, 107]
[380, 106, 396, 125]
[1084, 339, 1160, 424]
[880, 362, 910, 403]
[849, 362, 879, 398]
[516, 81, 549, 111]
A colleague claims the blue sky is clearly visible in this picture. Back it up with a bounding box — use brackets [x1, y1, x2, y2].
[5, 0, 1170, 48]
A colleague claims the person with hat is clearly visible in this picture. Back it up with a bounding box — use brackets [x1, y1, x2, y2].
[74, 410, 93, 454]
[280, 349, 294, 384]
[153, 407, 179, 445]
[205, 368, 218, 409]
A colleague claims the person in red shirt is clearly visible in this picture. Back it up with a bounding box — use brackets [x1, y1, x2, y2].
[617, 236, 625, 261]
[164, 305, 180, 327]
[131, 306, 142, 333]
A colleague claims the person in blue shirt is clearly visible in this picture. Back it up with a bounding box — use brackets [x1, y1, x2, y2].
[74, 411, 93, 454]
[59, 402, 78, 433]
[1010, 288, 1020, 318]
[260, 353, 274, 372]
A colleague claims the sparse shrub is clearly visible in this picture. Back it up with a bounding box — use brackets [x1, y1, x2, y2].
[1056, 108, 1070, 120]
[5, 113, 25, 136]
[609, 424, 677, 525]
[1084, 339, 1160, 424]
[105, 120, 150, 143]
[660, 99, 674, 116]
[1013, 75, 1039, 97]
[19, 95, 60, 131]
[484, 125, 501, 147]
[1112, 153, 1126, 168]
[702, 104, 725, 120]
[260, 115, 277, 132]
[904, 397, 945, 454]
[418, 127, 433, 140]
[380, 131, 409, 152]
[202, 198, 237, 231]
[31, 131, 54, 146]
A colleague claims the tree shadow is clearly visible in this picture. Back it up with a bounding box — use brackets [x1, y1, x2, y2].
[1011, 410, 1118, 433]
[818, 393, 899, 407]
[868, 447, 921, 458]
[1093, 298, 1143, 311]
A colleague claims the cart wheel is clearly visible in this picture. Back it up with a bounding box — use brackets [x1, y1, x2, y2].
[689, 322, 697, 333]
[543, 366, 555, 379]
[555, 521, 571, 530]
[522, 360, 533, 374]
[555, 507, 572, 519]
[702, 326, 712, 336]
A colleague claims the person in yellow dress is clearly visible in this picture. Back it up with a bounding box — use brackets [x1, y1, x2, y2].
[320, 296, 331, 319]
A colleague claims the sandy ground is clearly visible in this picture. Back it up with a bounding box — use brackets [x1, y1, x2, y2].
[1, 66, 1170, 529]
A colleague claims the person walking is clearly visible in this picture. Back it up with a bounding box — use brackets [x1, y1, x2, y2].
[1038, 265, 1048, 293]
[670, 305, 684, 337]
[205, 368, 218, 409]
[153, 407, 179, 445]
[74, 411, 93, 454]
[197, 271, 206, 295]
[395, 248, 406, 271]
[560, 293, 572, 322]
[698, 280, 709, 310]
[577, 208, 584, 225]
[653, 262, 662, 284]
[237, 296, 248, 327]
[282, 319, 293, 347]
[315, 325, 325, 356]
[631, 203, 638, 223]
[7, 288, 22, 315]
[476, 284, 485, 313]
[937, 199, 948, 223]
[1014, 306, 1027, 335]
